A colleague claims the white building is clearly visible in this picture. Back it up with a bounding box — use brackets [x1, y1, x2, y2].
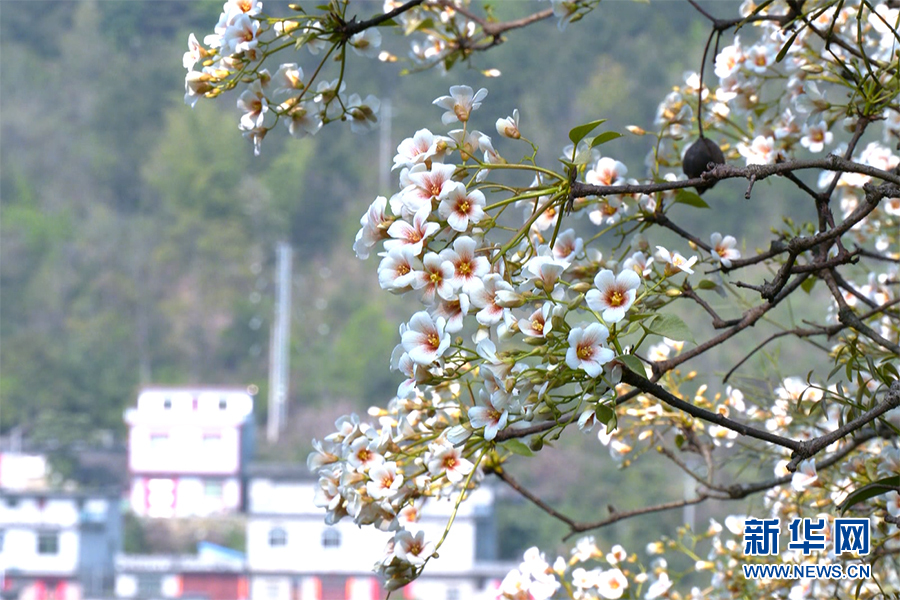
[0, 490, 121, 600]
[245, 464, 510, 600]
[124, 388, 254, 518]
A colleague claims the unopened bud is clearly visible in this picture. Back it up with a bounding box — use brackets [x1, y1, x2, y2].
[570, 281, 592, 293]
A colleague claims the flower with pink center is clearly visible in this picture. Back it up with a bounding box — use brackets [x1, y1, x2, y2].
[715, 39, 744, 78]
[438, 181, 486, 232]
[470, 274, 514, 326]
[520, 302, 554, 338]
[393, 128, 448, 170]
[347, 436, 384, 471]
[566, 323, 615, 377]
[710, 232, 740, 268]
[411, 252, 455, 304]
[354, 196, 390, 260]
[272, 63, 305, 97]
[433, 85, 488, 124]
[597, 568, 628, 599]
[432, 293, 470, 333]
[377, 246, 421, 293]
[236, 78, 271, 131]
[550, 229, 584, 262]
[384, 207, 439, 256]
[366, 461, 403, 500]
[622, 251, 653, 277]
[468, 391, 509, 441]
[524, 254, 570, 291]
[426, 440, 474, 483]
[737, 135, 776, 165]
[585, 156, 628, 186]
[656, 246, 698, 275]
[586, 269, 641, 324]
[393, 530, 435, 566]
[800, 120, 833, 153]
[440, 236, 490, 294]
[221, 13, 260, 56]
[791, 459, 818, 491]
[397, 162, 458, 216]
[401, 311, 450, 365]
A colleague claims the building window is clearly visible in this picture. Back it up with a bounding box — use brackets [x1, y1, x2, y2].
[268, 526, 287, 547]
[0, 529, 5, 552]
[37, 531, 59, 554]
[5, 497, 17, 508]
[204, 480, 223, 498]
[136, 573, 162, 596]
[149, 433, 168, 451]
[219, 398, 228, 410]
[321, 529, 341, 548]
[163, 398, 172, 409]
[446, 590, 460, 600]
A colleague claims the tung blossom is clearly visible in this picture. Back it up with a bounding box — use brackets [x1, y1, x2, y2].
[710, 232, 741, 268]
[438, 181, 486, 232]
[433, 85, 488, 124]
[400, 311, 450, 365]
[566, 323, 615, 377]
[586, 269, 641, 324]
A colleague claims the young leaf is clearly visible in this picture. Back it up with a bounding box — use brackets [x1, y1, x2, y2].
[775, 28, 802, 63]
[673, 189, 710, 209]
[647, 313, 696, 343]
[617, 353, 646, 375]
[838, 476, 899, 514]
[503, 439, 534, 457]
[568, 119, 607, 145]
[594, 404, 616, 427]
[590, 131, 623, 149]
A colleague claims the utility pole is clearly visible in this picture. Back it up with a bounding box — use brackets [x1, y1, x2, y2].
[267, 241, 292, 443]
[379, 98, 392, 194]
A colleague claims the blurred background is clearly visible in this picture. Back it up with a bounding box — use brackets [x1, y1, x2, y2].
[1, 1, 809, 598]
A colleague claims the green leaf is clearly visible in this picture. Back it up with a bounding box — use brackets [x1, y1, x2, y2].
[697, 279, 718, 290]
[801, 277, 817, 294]
[839, 476, 899, 514]
[673, 189, 710, 209]
[647, 313, 696, 343]
[775, 28, 802, 63]
[503, 439, 534, 457]
[617, 353, 646, 375]
[568, 119, 607, 146]
[589, 131, 623, 149]
[594, 403, 616, 426]
[880, 362, 899, 382]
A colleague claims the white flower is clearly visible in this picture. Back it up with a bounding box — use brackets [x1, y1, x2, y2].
[426, 440, 474, 483]
[737, 135, 776, 165]
[401, 311, 450, 365]
[710, 232, 741, 268]
[377, 246, 421, 292]
[598, 568, 628, 599]
[282, 100, 322, 138]
[393, 129, 447, 170]
[645, 572, 672, 599]
[438, 181, 485, 232]
[468, 390, 508, 441]
[411, 252, 455, 304]
[346, 94, 380, 134]
[440, 236, 490, 294]
[272, 63, 304, 97]
[393, 530, 434, 566]
[397, 162, 458, 217]
[656, 246, 698, 275]
[385, 206, 439, 256]
[349, 28, 381, 57]
[586, 269, 641, 324]
[586, 157, 628, 186]
[183, 33, 206, 70]
[496, 109, 521, 139]
[566, 324, 615, 377]
[433, 85, 488, 124]
[800, 120, 833, 153]
[470, 274, 514, 326]
[366, 461, 403, 499]
[221, 13, 260, 56]
[791, 459, 818, 491]
[353, 196, 389, 260]
[520, 302, 554, 338]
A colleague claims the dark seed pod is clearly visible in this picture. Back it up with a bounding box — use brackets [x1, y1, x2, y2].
[682, 137, 725, 194]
